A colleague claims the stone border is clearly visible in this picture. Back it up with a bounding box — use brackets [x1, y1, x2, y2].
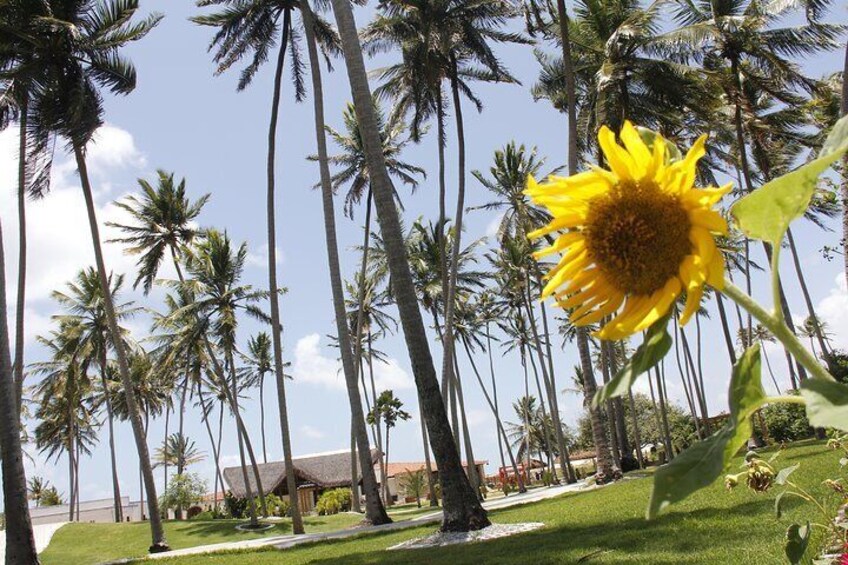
[387, 522, 545, 550]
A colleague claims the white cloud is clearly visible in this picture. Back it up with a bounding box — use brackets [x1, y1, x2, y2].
[818, 273, 848, 348]
[300, 425, 326, 439]
[0, 124, 150, 344]
[246, 243, 285, 268]
[291, 333, 413, 391]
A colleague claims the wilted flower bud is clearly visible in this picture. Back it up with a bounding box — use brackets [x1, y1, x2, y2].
[724, 474, 739, 490]
[746, 460, 775, 493]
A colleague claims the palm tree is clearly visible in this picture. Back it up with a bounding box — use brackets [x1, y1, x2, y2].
[239, 332, 274, 464]
[154, 433, 206, 473]
[52, 268, 141, 523]
[300, 0, 391, 524]
[365, 2, 525, 445]
[367, 390, 411, 504]
[180, 230, 272, 526]
[670, 0, 841, 383]
[32, 321, 99, 523]
[12, 0, 167, 550]
[27, 476, 48, 507]
[328, 0, 490, 532]
[193, 0, 342, 535]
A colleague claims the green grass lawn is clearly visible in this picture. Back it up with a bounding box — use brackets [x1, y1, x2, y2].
[41, 440, 840, 565]
[39, 513, 364, 565]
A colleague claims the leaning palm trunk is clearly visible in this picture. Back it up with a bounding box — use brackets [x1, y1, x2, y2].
[576, 328, 615, 481]
[302, 2, 390, 525]
[14, 101, 27, 416]
[419, 409, 439, 506]
[462, 342, 525, 492]
[350, 422, 362, 513]
[440, 65, 469, 444]
[451, 353, 481, 498]
[227, 354, 260, 527]
[197, 383, 225, 501]
[73, 144, 168, 552]
[99, 352, 124, 523]
[786, 228, 832, 364]
[842, 41, 848, 287]
[263, 8, 305, 535]
[0, 218, 38, 564]
[330, 0, 489, 531]
[527, 352, 557, 481]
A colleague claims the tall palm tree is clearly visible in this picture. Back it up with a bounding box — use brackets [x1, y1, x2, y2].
[0, 215, 36, 560]
[154, 433, 206, 473]
[300, 0, 391, 524]
[52, 268, 141, 523]
[669, 0, 841, 382]
[193, 0, 342, 535]
[238, 332, 275, 463]
[182, 230, 270, 527]
[367, 390, 411, 504]
[328, 0, 490, 531]
[12, 0, 167, 550]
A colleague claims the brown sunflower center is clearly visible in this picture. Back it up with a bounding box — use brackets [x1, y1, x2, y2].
[584, 180, 692, 296]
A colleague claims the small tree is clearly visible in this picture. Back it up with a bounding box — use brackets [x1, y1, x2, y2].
[160, 474, 207, 520]
[41, 486, 64, 507]
[367, 390, 411, 505]
[398, 468, 426, 508]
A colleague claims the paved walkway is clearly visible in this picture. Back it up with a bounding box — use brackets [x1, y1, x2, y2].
[145, 482, 593, 561]
[0, 521, 67, 561]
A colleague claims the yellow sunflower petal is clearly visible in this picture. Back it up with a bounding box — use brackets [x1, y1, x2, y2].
[620, 121, 652, 177]
[598, 125, 634, 181]
[597, 296, 653, 340]
[689, 208, 728, 234]
[528, 213, 587, 239]
[706, 247, 726, 289]
[572, 292, 624, 326]
[681, 182, 733, 209]
[679, 284, 703, 327]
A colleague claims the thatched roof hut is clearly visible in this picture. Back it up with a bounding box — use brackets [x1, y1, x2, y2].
[222, 449, 381, 498]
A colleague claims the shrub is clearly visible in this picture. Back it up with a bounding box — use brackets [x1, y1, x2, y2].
[263, 493, 291, 518]
[160, 474, 207, 516]
[761, 401, 812, 443]
[224, 491, 248, 519]
[316, 488, 352, 516]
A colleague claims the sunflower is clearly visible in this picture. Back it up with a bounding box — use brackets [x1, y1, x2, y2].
[527, 121, 730, 340]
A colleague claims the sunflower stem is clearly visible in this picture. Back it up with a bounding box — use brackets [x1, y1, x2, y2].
[722, 280, 834, 383]
[767, 395, 806, 406]
[769, 243, 784, 325]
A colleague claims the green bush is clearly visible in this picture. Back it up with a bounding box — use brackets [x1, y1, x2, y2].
[224, 491, 248, 519]
[316, 488, 352, 516]
[263, 493, 291, 518]
[761, 401, 812, 442]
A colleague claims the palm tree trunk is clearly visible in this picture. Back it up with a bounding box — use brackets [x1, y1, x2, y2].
[451, 351, 481, 500]
[366, 330, 387, 503]
[259, 377, 267, 464]
[0, 217, 38, 563]
[227, 354, 260, 527]
[302, 2, 391, 525]
[673, 322, 702, 438]
[419, 412, 439, 507]
[13, 101, 27, 417]
[73, 144, 169, 552]
[527, 351, 556, 483]
[680, 328, 709, 430]
[576, 328, 615, 481]
[715, 292, 737, 365]
[436, 93, 449, 407]
[141, 414, 148, 520]
[216, 400, 224, 508]
[521, 351, 532, 478]
[68, 437, 76, 522]
[841, 40, 848, 289]
[263, 8, 305, 535]
[653, 366, 673, 460]
[329, 0, 488, 531]
[350, 421, 362, 513]
[627, 390, 644, 469]
[537, 298, 574, 483]
[440, 62, 469, 444]
[99, 355, 124, 523]
[163, 406, 170, 493]
[197, 382, 224, 504]
[786, 227, 831, 363]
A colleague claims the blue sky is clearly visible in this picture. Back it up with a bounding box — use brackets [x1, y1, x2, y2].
[1, 1, 847, 507]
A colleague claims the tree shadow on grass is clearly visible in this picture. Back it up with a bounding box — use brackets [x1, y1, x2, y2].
[169, 520, 294, 541]
[301, 501, 780, 565]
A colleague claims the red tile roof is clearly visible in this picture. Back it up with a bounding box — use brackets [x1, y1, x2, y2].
[379, 460, 488, 479]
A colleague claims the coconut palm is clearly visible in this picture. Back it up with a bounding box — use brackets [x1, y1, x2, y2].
[31, 321, 99, 523]
[154, 433, 206, 472]
[238, 332, 277, 464]
[27, 476, 48, 507]
[52, 268, 141, 523]
[193, 0, 342, 535]
[367, 390, 411, 504]
[9, 0, 167, 550]
[299, 0, 392, 524]
[181, 230, 271, 526]
[328, 0, 490, 531]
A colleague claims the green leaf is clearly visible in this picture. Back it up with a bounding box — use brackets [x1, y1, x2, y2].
[774, 491, 787, 519]
[647, 344, 765, 518]
[785, 522, 811, 565]
[593, 316, 671, 406]
[731, 114, 848, 245]
[647, 426, 737, 519]
[799, 379, 848, 432]
[775, 464, 800, 486]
